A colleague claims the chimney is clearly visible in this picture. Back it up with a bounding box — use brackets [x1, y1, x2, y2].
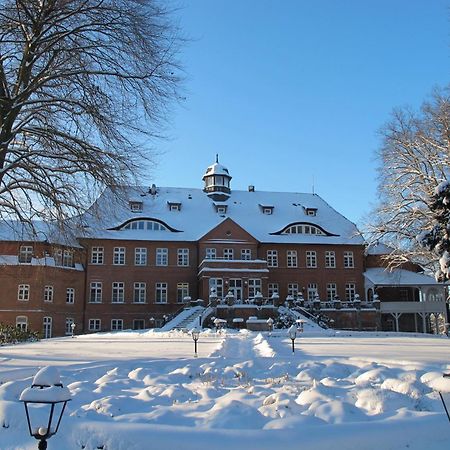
[248, 185, 255, 192]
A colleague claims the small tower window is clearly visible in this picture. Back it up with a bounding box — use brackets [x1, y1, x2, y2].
[305, 207, 317, 216]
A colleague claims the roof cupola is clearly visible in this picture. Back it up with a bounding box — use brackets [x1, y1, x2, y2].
[202, 155, 232, 201]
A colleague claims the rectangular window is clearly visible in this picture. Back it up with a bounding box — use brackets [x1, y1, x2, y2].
[16, 316, 28, 331]
[18, 284, 30, 301]
[306, 251, 317, 268]
[287, 250, 298, 268]
[177, 282, 190, 303]
[19, 245, 33, 263]
[326, 283, 337, 301]
[65, 318, 74, 335]
[325, 251, 336, 268]
[155, 282, 168, 303]
[113, 247, 126, 265]
[287, 283, 299, 297]
[43, 316, 52, 339]
[91, 247, 104, 265]
[156, 248, 168, 266]
[248, 278, 262, 298]
[133, 319, 145, 330]
[209, 278, 223, 298]
[268, 283, 279, 298]
[63, 250, 74, 267]
[223, 248, 234, 260]
[89, 318, 101, 331]
[66, 288, 75, 304]
[133, 282, 146, 303]
[54, 249, 63, 266]
[177, 248, 189, 266]
[89, 282, 102, 303]
[241, 249, 252, 260]
[44, 285, 53, 302]
[134, 247, 147, 266]
[111, 319, 123, 331]
[112, 282, 125, 303]
[267, 250, 278, 267]
[344, 251, 354, 268]
[307, 283, 318, 301]
[345, 283, 356, 301]
[205, 248, 216, 259]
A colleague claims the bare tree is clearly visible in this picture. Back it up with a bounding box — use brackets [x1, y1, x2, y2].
[0, 0, 181, 226]
[367, 85, 450, 278]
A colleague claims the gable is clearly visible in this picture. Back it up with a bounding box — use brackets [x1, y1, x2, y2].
[199, 218, 259, 244]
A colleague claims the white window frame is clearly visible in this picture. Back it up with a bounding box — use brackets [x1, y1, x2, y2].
[66, 287, 75, 304]
[223, 248, 234, 260]
[155, 282, 168, 304]
[18, 284, 30, 301]
[209, 278, 223, 298]
[326, 283, 337, 301]
[177, 248, 189, 266]
[344, 251, 354, 268]
[113, 247, 126, 265]
[134, 247, 147, 266]
[345, 283, 356, 301]
[325, 251, 336, 268]
[177, 282, 189, 303]
[65, 318, 74, 335]
[111, 319, 123, 331]
[89, 282, 102, 303]
[19, 245, 33, 263]
[287, 250, 298, 268]
[248, 278, 262, 298]
[307, 283, 318, 301]
[267, 250, 278, 267]
[306, 250, 317, 268]
[268, 283, 279, 298]
[287, 283, 299, 297]
[205, 248, 216, 259]
[91, 247, 104, 265]
[16, 316, 28, 331]
[43, 316, 52, 339]
[133, 282, 146, 303]
[241, 249, 252, 260]
[44, 285, 54, 302]
[63, 250, 74, 267]
[156, 248, 168, 266]
[112, 282, 125, 303]
[89, 318, 101, 331]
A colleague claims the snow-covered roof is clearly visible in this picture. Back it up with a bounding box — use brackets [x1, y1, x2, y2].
[364, 268, 442, 286]
[80, 186, 364, 245]
[202, 162, 231, 179]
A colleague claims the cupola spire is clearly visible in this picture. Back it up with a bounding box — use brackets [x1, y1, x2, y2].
[202, 156, 232, 201]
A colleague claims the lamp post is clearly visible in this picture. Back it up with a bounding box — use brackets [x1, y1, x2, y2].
[191, 327, 200, 357]
[70, 323, 76, 338]
[266, 317, 274, 336]
[288, 324, 297, 353]
[20, 366, 71, 450]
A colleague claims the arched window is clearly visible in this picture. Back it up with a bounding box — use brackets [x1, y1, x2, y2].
[282, 224, 326, 235]
[121, 220, 167, 231]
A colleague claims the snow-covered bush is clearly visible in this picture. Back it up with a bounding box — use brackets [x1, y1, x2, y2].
[0, 323, 39, 345]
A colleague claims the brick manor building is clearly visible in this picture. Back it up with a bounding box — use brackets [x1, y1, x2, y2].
[0, 158, 447, 337]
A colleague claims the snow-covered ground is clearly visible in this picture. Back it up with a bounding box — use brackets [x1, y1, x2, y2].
[0, 328, 449, 450]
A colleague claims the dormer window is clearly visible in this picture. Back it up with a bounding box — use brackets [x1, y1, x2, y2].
[305, 207, 317, 217]
[168, 201, 181, 211]
[213, 202, 228, 214]
[259, 204, 274, 215]
[129, 201, 143, 212]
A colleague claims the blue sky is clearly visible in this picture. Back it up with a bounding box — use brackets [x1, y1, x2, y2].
[150, 0, 449, 227]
